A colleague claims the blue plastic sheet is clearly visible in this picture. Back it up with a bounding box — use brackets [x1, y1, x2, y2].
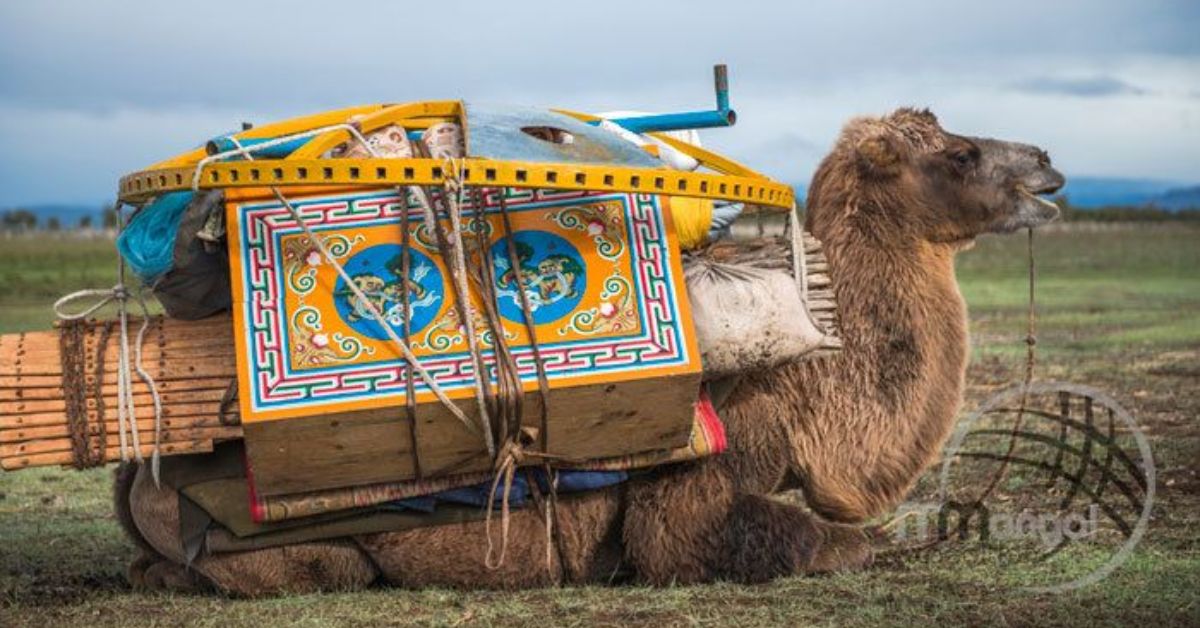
[116, 191, 194, 282]
[382, 469, 628, 513]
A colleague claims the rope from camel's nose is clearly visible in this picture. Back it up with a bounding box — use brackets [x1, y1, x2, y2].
[879, 228, 1039, 547]
[972, 227, 1038, 504]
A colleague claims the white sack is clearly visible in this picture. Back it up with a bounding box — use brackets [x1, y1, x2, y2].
[685, 258, 828, 379]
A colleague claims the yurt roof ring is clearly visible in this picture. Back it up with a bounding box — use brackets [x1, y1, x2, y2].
[117, 68, 795, 209]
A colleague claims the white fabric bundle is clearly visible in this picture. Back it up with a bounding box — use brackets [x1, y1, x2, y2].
[685, 258, 829, 379]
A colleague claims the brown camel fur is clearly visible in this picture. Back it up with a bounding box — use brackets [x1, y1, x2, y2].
[118, 108, 1064, 595]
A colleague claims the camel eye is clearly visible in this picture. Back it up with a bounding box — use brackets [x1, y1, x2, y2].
[953, 152, 971, 166]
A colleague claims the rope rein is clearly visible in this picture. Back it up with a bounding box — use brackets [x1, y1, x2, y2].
[880, 228, 1039, 546]
[972, 227, 1038, 504]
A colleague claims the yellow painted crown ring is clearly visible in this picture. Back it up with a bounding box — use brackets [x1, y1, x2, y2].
[117, 101, 795, 211]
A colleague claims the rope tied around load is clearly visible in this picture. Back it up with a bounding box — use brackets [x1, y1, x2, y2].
[219, 135, 480, 438]
[216, 127, 564, 572]
[483, 427, 576, 578]
[53, 211, 166, 483]
[418, 155, 561, 575]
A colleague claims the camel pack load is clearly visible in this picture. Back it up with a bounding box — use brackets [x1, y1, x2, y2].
[0, 67, 840, 553]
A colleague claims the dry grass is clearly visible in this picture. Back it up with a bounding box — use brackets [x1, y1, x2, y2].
[1, 223, 1198, 626]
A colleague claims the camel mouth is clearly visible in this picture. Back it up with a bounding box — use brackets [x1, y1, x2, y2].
[1018, 187, 1061, 212]
[1025, 180, 1063, 195]
[1016, 167, 1065, 214]
[1018, 168, 1065, 204]
[992, 179, 1064, 233]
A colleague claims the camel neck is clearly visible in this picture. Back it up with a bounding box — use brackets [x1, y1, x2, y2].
[819, 228, 966, 369]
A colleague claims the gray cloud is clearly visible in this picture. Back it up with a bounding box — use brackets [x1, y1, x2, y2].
[0, 0, 1198, 205]
[1010, 76, 1149, 98]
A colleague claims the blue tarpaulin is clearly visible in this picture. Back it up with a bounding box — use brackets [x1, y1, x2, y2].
[380, 469, 628, 513]
[116, 191, 194, 282]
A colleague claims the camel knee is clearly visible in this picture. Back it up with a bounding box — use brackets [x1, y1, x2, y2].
[622, 463, 735, 585]
[721, 494, 822, 582]
[802, 486, 876, 524]
[137, 556, 208, 593]
[724, 496, 873, 579]
[125, 463, 376, 596]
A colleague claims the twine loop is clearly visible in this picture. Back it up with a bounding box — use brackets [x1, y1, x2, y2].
[53, 226, 165, 482]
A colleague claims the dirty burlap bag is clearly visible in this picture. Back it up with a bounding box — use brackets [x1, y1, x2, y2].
[684, 258, 827, 379]
[152, 190, 232, 320]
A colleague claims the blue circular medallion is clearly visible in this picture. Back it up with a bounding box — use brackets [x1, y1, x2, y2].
[490, 230, 586, 325]
[334, 244, 444, 341]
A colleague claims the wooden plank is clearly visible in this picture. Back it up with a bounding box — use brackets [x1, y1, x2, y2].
[0, 316, 230, 350]
[543, 372, 698, 460]
[0, 403, 233, 430]
[0, 332, 232, 371]
[0, 387, 230, 417]
[244, 371, 700, 496]
[0, 378, 232, 402]
[1, 343, 236, 374]
[1, 415, 239, 443]
[0, 426, 242, 457]
[0, 363, 235, 389]
[1, 439, 215, 471]
[244, 406, 425, 497]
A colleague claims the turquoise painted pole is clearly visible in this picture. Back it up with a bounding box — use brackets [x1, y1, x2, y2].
[597, 64, 737, 134]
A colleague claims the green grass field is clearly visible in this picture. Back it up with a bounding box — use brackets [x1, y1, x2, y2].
[1, 224, 1198, 626]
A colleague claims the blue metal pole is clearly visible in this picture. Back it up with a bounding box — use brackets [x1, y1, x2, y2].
[593, 64, 737, 135]
[207, 64, 736, 158]
[713, 64, 730, 112]
[603, 109, 736, 134]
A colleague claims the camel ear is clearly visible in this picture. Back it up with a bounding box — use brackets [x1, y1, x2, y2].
[855, 135, 903, 178]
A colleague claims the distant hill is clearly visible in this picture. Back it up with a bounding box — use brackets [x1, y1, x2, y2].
[1146, 186, 1200, 211]
[1059, 177, 1188, 209]
[792, 184, 808, 204]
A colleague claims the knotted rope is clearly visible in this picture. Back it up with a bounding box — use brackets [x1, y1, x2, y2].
[53, 210, 165, 483]
[482, 429, 577, 578]
[213, 136, 480, 437]
[207, 127, 565, 575]
[418, 164, 561, 576]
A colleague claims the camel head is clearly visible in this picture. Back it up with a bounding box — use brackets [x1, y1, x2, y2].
[806, 108, 1065, 247]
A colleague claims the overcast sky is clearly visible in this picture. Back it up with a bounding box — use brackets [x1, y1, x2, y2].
[1, 0, 1197, 206]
